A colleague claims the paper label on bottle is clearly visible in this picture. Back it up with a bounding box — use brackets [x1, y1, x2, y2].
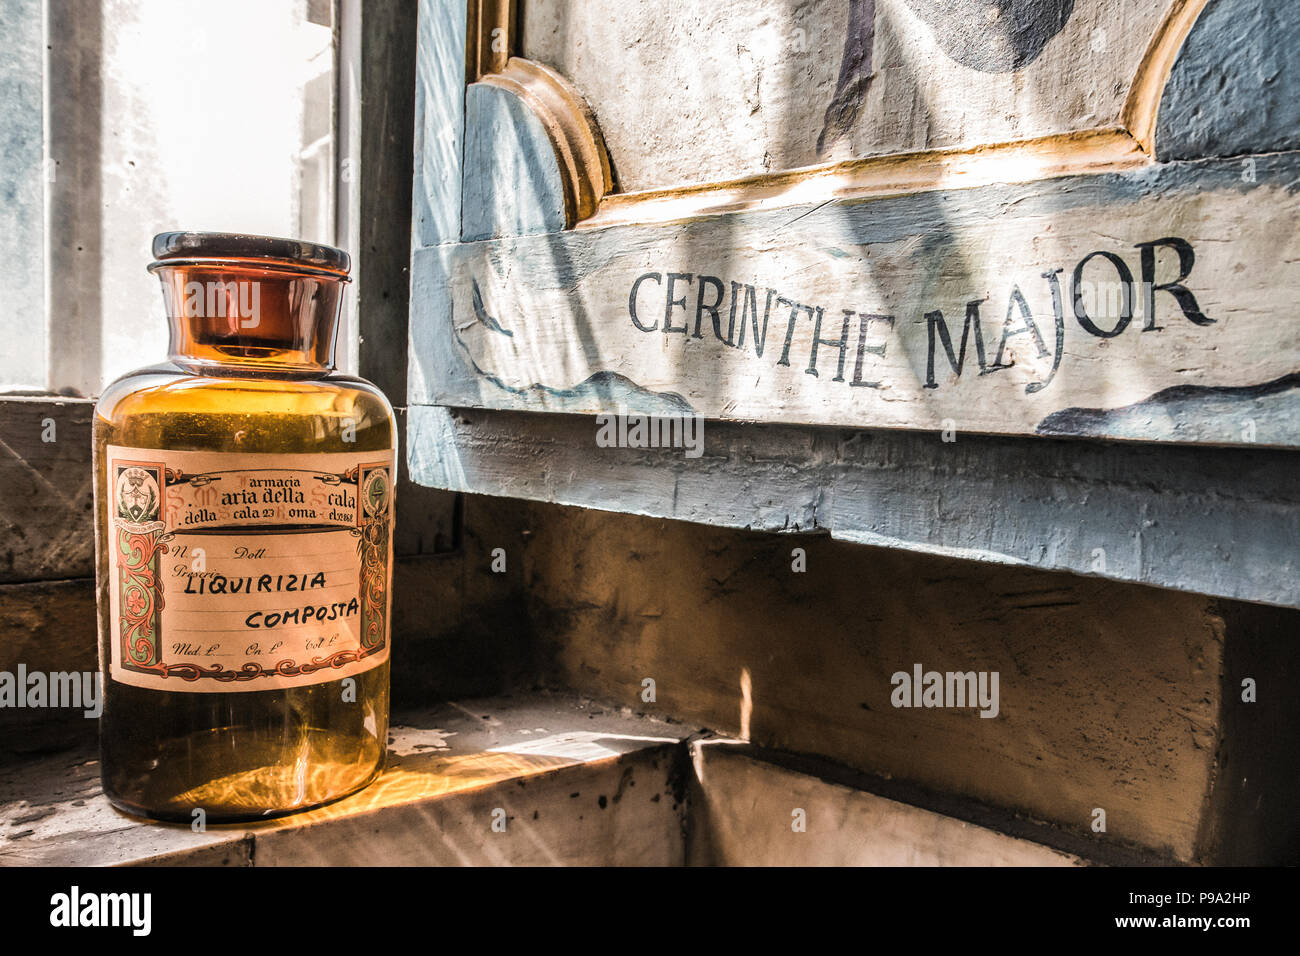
[105, 445, 393, 692]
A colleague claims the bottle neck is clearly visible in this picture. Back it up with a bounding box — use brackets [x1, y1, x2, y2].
[152, 261, 346, 374]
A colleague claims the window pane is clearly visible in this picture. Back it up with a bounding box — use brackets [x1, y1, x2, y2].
[4, 0, 338, 396]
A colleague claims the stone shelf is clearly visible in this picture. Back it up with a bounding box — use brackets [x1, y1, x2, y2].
[0, 691, 1083, 867]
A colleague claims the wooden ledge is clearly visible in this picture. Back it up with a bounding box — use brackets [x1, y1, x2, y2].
[0, 693, 695, 867]
[1, 691, 1120, 866]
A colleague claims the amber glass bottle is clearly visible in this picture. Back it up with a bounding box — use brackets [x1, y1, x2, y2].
[93, 232, 394, 822]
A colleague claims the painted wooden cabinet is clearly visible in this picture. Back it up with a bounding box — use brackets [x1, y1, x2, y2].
[407, 0, 1299, 607]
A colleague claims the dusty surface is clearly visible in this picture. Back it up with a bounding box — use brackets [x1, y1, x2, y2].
[517, 502, 1229, 861]
[689, 740, 1081, 865]
[0, 692, 693, 866]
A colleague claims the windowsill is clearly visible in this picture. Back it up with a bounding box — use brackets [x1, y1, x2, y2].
[0, 692, 695, 866]
[0, 689, 1089, 866]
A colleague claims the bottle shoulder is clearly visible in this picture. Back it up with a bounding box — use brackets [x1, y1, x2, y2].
[96, 364, 395, 423]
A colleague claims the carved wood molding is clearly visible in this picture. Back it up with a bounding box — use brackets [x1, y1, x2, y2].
[476, 58, 612, 225]
[464, 0, 1210, 230]
[585, 127, 1147, 230]
[465, 0, 514, 82]
[1122, 0, 1210, 154]
[465, 0, 611, 226]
